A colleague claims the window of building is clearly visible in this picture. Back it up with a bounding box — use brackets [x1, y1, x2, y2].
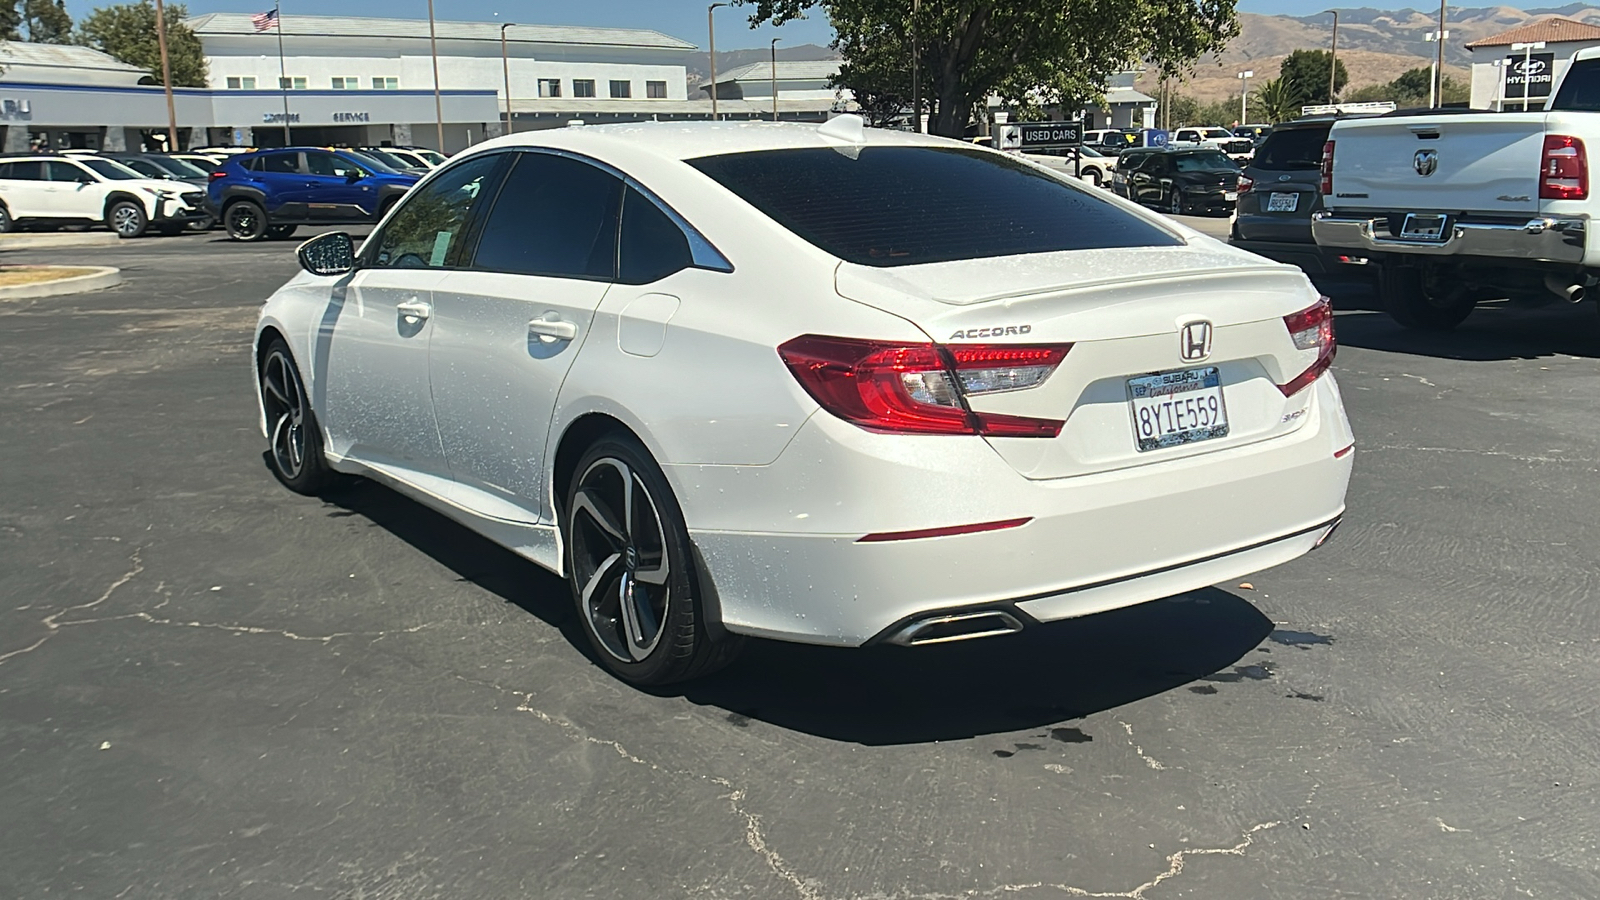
[371, 77, 399, 90]
[279, 76, 308, 90]
[331, 76, 360, 90]
[537, 78, 561, 98]
[573, 79, 596, 98]
[646, 80, 667, 99]
[609, 80, 632, 99]
[225, 76, 257, 90]
[473, 152, 623, 279]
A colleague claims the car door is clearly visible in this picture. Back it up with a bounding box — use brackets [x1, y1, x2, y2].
[427, 150, 624, 523]
[252, 151, 309, 218]
[0, 161, 50, 218]
[45, 161, 103, 219]
[1132, 155, 1163, 205]
[316, 153, 508, 493]
[303, 151, 379, 222]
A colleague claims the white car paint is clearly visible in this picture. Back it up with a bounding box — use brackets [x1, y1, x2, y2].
[255, 119, 1354, 654]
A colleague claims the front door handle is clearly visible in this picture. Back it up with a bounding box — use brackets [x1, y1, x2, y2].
[396, 298, 432, 322]
[528, 313, 577, 344]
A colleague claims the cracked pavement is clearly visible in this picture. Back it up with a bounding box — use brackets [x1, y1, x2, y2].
[2, 233, 1598, 899]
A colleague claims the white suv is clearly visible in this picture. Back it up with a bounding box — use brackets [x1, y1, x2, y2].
[0, 154, 210, 238]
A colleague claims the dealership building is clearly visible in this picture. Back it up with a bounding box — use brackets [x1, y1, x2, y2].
[0, 13, 721, 153]
[1467, 17, 1600, 111]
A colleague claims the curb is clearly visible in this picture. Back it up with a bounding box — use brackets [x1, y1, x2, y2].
[0, 233, 123, 251]
[0, 266, 123, 300]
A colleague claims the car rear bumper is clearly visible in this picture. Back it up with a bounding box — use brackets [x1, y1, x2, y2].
[1312, 210, 1588, 263]
[677, 375, 1354, 647]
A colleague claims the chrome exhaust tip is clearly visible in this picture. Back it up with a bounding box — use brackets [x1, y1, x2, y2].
[885, 609, 1026, 647]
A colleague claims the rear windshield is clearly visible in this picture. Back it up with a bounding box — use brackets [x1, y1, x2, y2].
[688, 146, 1181, 267]
[1173, 152, 1237, 172]
[1552, 58, 1600, 110]
[1252, 126, 1330, 170]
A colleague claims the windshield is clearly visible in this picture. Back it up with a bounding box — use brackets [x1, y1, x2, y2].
[80, 158, 141, 180]
[358, 148, 414, 170]
[411, 148, 446, 166]
[118, 158, 170, 178]
[340, 150, 401, 175]
[176, 155, 220, 173]
[1173, 152, 1237, 172]
[1202, 128, 1233, 139]
[147, 156, 209, 178]
[689, 146, 1181, 268]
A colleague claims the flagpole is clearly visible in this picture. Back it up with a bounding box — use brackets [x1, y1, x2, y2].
[275, 1, 290, 145]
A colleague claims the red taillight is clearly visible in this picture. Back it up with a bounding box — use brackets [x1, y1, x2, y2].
[1320, 140, 1334, 195]
[209, 169, 227, 180]
[1237, 174, 1254, 193]
[1540, 134, 1587, 200]
[1279, 297, 1336, 396]
[777, 335, 1070, 438]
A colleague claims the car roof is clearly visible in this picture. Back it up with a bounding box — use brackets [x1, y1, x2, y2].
[470, 119, 964, 164]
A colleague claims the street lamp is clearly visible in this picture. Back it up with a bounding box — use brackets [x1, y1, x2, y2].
[1328, 10, 1340, 104]
[1424, 30, 1450, 108]
[910, 0, 920, 132]
[770, 38, 780, 121]
[1511, 40, 1547, 111]
[708, 3, 728, 121]
[1237, 70, 1254, 125]
[427, 0, 444, 151]
[500, 22, 516, 136]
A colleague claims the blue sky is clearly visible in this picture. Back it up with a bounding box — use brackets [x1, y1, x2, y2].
[62, 0, 838, 51]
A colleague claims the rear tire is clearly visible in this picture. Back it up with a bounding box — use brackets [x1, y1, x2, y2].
[108, 201, 147, 239]
[1379, 261, 1475, 331]
[563, 434, 742, 686]
[225, 200, 268, 242]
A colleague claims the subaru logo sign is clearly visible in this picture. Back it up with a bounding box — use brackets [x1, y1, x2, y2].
[1179, 320, 1213, 362]
[1414, 148, 1438, 177]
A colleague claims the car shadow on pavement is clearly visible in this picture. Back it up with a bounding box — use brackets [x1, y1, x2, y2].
[1331, 300, 1600, 362]
[681, 590, 1273, 746]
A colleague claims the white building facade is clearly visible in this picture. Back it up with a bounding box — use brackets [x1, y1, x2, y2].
[1466, 17, 1600, 111]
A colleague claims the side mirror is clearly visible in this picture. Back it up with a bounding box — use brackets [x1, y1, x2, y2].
[297, 232, 355, 277]
[345, 170, 365, 182]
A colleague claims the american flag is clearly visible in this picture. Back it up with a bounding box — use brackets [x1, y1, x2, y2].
[251, 8, 279, 31]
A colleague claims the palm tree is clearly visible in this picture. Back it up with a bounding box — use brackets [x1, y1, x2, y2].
[1253, 77, 1303, 124]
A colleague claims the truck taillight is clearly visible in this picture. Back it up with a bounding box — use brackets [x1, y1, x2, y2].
[778, 335, 1070, 438]
[1540, 134, 1587, 200]
[1280, 297, 1336, 397]
[1320, 140, 1334, 195]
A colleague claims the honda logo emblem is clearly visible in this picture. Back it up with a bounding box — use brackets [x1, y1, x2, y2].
[1179, 320, 1212, 362]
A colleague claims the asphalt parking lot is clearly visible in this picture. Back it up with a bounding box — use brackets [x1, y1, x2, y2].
[2, 228, 1598, 899]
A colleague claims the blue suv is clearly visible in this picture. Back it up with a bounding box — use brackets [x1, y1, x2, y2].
[206, 147, 420, 242]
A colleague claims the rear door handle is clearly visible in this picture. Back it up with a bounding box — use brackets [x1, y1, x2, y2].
[528, 313, 577, 343]
[396, 298, 432, 322]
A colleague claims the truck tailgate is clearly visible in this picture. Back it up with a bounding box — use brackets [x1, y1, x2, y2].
[1329, 113, 1547, 215]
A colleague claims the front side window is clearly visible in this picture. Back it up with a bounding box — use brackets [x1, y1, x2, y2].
[370, 154, 508, 269]
[472, 152, 623, 279]
[78, 158, 139, 180]
[573, 79, 596, 98]
[538, 78, 561, 98]
[609, 80, 631, 99]
[646, 80, 667, 99]
[305, 151, 364, 178]
[618, 187, 692, 284]
[45, 161, 89, 182]
[689, 146, 1181, 268]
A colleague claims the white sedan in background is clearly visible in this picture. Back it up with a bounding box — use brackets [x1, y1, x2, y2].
[257, 116, 1354, 685]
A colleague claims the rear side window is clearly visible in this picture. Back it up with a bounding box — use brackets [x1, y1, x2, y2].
[255, 152, 301, 174]
[618, 187, 693, 284]
[0, 161, 42, 180]
[689, 146, 1180, 268]
[472, 152, 623, 280]
[1252, 126, 1330, 170]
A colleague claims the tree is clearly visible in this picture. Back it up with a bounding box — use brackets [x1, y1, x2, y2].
[1342, 67, 1468, 108]
[24, 0, 73, 43]
[737, 0, 1240, 138]
[1278, 49, 1346, 106]
[0, 2, 20, 40]
[76, 1, 208, 88]
[1252, 77, 1300, 123]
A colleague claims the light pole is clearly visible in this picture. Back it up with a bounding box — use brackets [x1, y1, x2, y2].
[1424, 30, 1450, 108]
[707, 3, 728, 121]
[1512, 40, 1547, 111]
[152, 0, 179, 150]
[1328, 10, 1339, 104]
[1237, 70, 1254, 125]
[910, 0, 920, 132]
[427, 0, 444, 151]
[501, 22, 515, 136]
[770, 38, 780, 121]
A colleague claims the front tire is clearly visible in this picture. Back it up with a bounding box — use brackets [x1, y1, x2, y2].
[225, 200, 268, 242]
[564, 435, 741, 686]
[1379, 261, 1476, 331]
[1167, 189, 1185, 216]
[259, 339, 336, 495]
[0, 205, 13, 234]
[108, 201, 147, 239]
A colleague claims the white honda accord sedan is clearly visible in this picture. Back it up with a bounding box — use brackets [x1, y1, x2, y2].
[255, 116, 1354, 685]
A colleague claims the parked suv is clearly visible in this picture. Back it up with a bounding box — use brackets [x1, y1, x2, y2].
[0, 154, 209, 237]
[207, 147, 419, 242]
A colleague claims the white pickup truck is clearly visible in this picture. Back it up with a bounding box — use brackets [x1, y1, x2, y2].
[1312, 48, 1600, 330]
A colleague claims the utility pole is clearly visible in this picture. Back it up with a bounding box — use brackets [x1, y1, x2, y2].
[708, 3, 727, 121]
[500, 23, 515, 136]
[770, 38, 780, 121]
[1434, 0, 1447, 108]
[910, 0, 920, 132]
[152, 0, 179, 150]
[427, 0, 444, 151]
[1328, 10, 1340, 104]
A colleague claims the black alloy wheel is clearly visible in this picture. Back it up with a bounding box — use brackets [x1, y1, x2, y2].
[226, 201, 269, 242]
[259, 339, 335, 494]
[564, 435, 741, 685]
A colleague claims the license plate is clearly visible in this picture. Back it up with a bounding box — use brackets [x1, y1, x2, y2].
[1224, 191, 1238, 202]
[1127, 367, 1230, 452]
[1267, 192, 1299, 212]
[1400, 213, 1448, 241]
